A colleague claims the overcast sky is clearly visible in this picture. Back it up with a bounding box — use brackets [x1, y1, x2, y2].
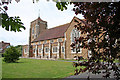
[0, 0, 84, 46]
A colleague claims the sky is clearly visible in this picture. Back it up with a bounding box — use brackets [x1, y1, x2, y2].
[0, 0, 84, 46]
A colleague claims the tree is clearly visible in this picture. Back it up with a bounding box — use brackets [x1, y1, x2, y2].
[15, 45, 22, 56]
[0, 0, 25, 32]
[56, 2, 120, 79]
[3, 46, 20, 63]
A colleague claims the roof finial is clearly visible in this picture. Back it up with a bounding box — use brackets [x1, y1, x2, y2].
[38, 9, 40, 18]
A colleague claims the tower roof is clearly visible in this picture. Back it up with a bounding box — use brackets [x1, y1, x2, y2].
[31, 17, 47, 23]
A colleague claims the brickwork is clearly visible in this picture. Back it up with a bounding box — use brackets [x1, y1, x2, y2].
[22, 17, 89, 59]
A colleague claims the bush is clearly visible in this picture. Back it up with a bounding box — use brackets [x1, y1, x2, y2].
[3, 46, 20, 63]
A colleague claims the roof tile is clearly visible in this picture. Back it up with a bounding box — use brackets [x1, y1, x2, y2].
[33, 23, 70, 42]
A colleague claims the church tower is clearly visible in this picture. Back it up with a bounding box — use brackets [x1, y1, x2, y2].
[30, 17, 47, 42]
[29, 16, 47, 57]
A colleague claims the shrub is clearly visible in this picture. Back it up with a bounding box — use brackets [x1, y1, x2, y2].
[3, 46, 20, 63]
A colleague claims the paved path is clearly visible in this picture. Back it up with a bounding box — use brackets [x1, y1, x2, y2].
[21, 57, 79, 62]
[62, 70, 117, 80]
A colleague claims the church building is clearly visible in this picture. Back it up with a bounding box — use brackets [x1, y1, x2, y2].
[22, 16, 90, 59]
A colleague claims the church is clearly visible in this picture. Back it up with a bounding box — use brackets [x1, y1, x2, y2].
[22, 16, 90, 59]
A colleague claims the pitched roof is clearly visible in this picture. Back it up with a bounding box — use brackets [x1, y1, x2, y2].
[32, 23, 70, 42]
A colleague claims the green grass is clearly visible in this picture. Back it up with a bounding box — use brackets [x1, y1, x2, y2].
[0, 57, 2, 80]
[2, 58, 75, 78]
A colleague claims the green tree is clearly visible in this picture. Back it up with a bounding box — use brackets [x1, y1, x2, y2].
[0, 0, 25, 32]
[3, 46, 20, 63]
[15, 45, 22, 56]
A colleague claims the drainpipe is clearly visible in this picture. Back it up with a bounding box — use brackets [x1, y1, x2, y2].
[49, 43, 51, 58]
[42, 44, 43, 58]
[35, 45, 37, 58]
[57, 42, 59, 58]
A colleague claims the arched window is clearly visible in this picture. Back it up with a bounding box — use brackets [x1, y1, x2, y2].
[32, 27, 34, 34]
[71, 28, 80, 43]
[35, 24, 39, 37]
[71, 28, 82, 53]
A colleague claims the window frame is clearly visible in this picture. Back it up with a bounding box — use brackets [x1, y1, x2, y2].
[52, 46, 58, 53]
[44, 47, 49, 53]
[71, 28, 80, 43]
[38, 48, 42, 53]
[33, 48, 36, 54]
[50, 40, 54, 43]
[24, 48, 27, 53]
[58, 38, 62, 42]
[61, 46, 65, 53]
[32, 27, 34, 35]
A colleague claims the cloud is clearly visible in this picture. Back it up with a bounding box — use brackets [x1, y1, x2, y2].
[0, 0, 84, 46]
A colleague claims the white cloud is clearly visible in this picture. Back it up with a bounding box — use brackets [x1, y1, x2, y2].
[0, 0, 84, 46]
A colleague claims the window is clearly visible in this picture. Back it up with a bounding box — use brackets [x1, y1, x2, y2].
[32, 27, 34, 34]
[38, 48, 42, 53]
[71, 47, 82, 53]
[32, 36, 34, 39]
[35, 24, 39, 36]
[62, 47, 64, 53]
[24, 49, 27, 53]
[33, 48, 35, 53]
[71, 28, 80, 43]
[50, 40, 54, 43]
[33, 43, 35, 45]
[53, 47, 58, 53]
[58, 38, 62, 42]
[45, 47, 49, 53]
[6, 46, 10, 48]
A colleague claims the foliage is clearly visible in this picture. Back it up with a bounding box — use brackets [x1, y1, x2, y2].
[3, 46, 20, 63]
[15, 45, 22, 56]
[56, 2, 120, 79]
[56, 2, 69, 11]
[0, 0, 25, 32]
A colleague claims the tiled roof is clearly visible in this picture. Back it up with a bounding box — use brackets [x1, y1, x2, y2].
[0, 41, 10, 53]
[32, 23, 70, 42]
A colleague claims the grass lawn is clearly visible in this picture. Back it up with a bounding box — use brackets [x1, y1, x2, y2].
[0, 57, 2, 80]
[2, 58, 75, 78]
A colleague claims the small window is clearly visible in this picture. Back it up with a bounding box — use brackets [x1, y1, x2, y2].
[53, 47, 58, 53]
[50, 40, 54, 43]
[71, 28, 80, 43]
[45, 47, 49, 53]
[39, 48, 42, 53]
[71, 48, 82, 53]
[58, 38, 62, 42]
[62, 47, 64, 53]
[33, 48, 35, 53]
[32, 36, 34, 39]
[24, 49, 27, 53]
[32, 27, 34, 34]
